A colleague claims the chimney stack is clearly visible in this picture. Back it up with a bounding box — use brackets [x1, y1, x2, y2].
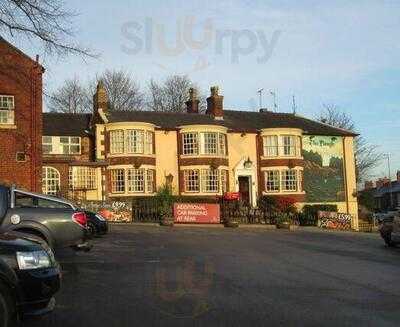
[206, 86, 224, 120]
[186, 88, 199, 114]
[93, 80, 108, 115]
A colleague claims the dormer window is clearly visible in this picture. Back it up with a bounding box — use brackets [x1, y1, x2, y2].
[0, 95, 14, 125]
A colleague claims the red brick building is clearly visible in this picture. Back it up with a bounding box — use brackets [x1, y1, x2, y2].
[0, 37, 44, 192]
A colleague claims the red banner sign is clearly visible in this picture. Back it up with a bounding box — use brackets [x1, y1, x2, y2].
[173, 203, 220, 224]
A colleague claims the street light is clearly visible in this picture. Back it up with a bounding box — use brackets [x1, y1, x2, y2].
[386, 153, 394, 209]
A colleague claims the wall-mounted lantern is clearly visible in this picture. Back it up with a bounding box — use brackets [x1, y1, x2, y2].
[244, 157, 253, 169]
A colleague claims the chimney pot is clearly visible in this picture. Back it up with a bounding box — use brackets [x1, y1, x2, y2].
[206, 85, 224, 120]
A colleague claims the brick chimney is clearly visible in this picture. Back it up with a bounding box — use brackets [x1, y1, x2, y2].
[186, 88, 199, 114]
[364, 181, 374, 190]
[93, 80, 108, 116]
[206, 86, 223, 120]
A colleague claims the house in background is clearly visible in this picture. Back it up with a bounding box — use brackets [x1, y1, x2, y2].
[42, 82, 359, 226]
[363, 171, 400, 211]
[0, 37, 44, 192]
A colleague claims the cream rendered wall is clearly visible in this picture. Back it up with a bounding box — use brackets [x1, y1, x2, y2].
[227, 132, 258, 204]
[155, 130, 179, 194]
[343, 136, 359, 229]
[95, 124, 105, 160]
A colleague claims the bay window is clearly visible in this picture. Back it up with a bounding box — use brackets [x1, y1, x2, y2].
[184, 169, 200, 192]
[264, 169, 301, 193]
[183, 169, 227, 193]
[182, 131, 227, 156]
[0, 95, 14, 125]
[110, 129, 154, 155]
[263, 135, 278, 157]
[265, 170, 280, 192]
[182, 133, 198, 155]
[282, 135, 296, 156]
[262, 134, 301, 157]
[111, 169, 125, 193]
[203, 133, 217, 155]
[110, 168, 155, 194]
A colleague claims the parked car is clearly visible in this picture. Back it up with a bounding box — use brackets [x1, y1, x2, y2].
[378, 211, 400, 246]
[0, 185, 90, 251]
[0, 232, 61, 326]
[84, 211, 109, 238]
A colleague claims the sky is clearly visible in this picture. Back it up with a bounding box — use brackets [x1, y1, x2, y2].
[8, 0, 400, 180]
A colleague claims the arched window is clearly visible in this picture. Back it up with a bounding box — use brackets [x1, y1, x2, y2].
[42, 166, 60, 195]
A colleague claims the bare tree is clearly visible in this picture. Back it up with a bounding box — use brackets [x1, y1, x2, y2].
[147, 75, 205, 113]
[48, 69, 144, 113]
[47, 77, 90, 113]
[317, 104, 384, 182]
[99, 69, 144, 111]
[0, 0, 95, 57]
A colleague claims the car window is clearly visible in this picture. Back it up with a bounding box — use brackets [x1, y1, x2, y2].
[14, 192, 70, 209]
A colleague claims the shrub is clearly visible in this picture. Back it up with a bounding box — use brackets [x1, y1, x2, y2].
[299, 204, 338, 226]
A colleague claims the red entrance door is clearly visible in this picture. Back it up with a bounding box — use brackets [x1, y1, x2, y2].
[238, 176, 250, 205]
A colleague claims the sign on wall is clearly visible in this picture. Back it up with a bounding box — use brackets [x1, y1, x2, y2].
[317, 211, 352, 230]
[302, 135, 346, 202]
[174, 203, 220, 224]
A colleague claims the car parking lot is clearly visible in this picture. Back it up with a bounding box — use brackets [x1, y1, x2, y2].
[24, 225, 400, 327]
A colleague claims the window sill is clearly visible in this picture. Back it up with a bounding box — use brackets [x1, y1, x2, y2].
[0, 124, 16, 129]
[181, 192, 222, 196]
[108, 153, 156, 158]
[180, 154, 228, 159]
[262, 191, 305, 196]
[109, 192, 155, 197]
[260, 155, 303, 160]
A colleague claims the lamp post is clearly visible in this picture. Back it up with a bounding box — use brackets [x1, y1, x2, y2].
[386, 153, 394, 209]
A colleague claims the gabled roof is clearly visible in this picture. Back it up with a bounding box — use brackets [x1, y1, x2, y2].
[0, 36, 44, 70]
[43, 109, 357, 137]
[43, 112, 91, 136]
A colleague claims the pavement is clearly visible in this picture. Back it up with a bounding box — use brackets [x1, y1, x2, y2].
[23, 225, 400, 327]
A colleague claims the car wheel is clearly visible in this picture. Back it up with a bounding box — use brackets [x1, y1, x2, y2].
[384, 234, 394, 247]
[87, 222, 97, 237]
[0, 282, 17, 327]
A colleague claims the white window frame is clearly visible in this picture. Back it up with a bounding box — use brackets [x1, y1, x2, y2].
[69, 167, 97, 190]
[126, 130, 144, 154]
[184, 169, 200, 192]
[110, 130, 124, 154]
[218, 133, 227, 156]
[146, 169, 155, 193]
[201, 169, 219, 193]
[127, 168, 145, 193]
[0, 95, 14, 125]
[263, 135, 278, 157]
[110, 169, 125, 193]
[145, 131, 154, 155]
[281, 169, 298, 192]
[42, 166, 60, 196]
[201, 132, 218, 155]
[42, 136, 53, 154]
[60, 136, 81, 155]
[265, 170, 280, 192]
[221, 169, 228, 194]
[182, 133, 199, 155]
[282, 135, 296, 157]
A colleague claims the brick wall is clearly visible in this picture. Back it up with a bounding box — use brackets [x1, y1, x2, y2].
[0, 39, 43, 192]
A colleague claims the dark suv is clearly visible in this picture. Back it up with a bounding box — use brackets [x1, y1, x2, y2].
[0, 232, 61, 326]
[0, 185, 89, 251]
